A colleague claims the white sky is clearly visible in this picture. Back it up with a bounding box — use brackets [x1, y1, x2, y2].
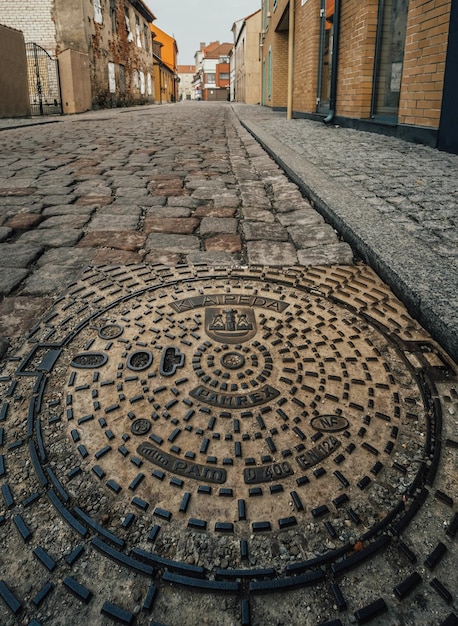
[145, 0, 261, 65]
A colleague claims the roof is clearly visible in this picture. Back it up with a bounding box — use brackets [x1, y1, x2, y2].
[129, 0, 155, 22]
[203, 42, 232, 58]
[177, 65, 196, 73]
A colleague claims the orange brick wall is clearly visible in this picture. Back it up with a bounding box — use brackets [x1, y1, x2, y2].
[262, 0, 451, 131]
[399, 0, 451, 128]
[262, 0, 290, 108]
[293, 0, 320, 112]
[336, 0, 379, 118]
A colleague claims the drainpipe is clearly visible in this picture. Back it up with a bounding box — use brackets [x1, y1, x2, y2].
[287, 0, 296, 120]
[323, 0, 340, 124]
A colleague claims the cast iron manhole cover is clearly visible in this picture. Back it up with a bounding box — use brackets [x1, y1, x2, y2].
[1, 264, 456, 625]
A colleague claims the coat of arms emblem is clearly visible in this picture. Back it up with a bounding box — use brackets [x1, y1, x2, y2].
[205, 307, 257, 343]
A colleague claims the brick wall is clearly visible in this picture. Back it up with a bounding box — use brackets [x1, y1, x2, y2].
[337, 0, 378, 118]
[262, 0, 290, 108]
[0, 0, 56, 52]
[399, 0, 451, 128]
[293, 0, 320, 113]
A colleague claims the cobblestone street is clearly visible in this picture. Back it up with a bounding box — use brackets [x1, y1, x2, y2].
[0, 103, 457, 626]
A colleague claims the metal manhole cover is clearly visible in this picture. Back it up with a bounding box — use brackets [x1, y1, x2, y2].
[1, 264, 456, 624]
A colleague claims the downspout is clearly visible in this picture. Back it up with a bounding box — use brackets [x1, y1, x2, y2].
[323, 0, 340, 124]
[287, 0, 296, 120]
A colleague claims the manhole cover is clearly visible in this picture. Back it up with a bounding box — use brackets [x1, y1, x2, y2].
[1, 264, 455, 622]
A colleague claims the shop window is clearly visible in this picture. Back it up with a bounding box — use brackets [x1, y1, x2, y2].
[372, 0, 409, 121]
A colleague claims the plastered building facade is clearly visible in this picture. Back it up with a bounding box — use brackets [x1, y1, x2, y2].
[0, 0, 156, 113]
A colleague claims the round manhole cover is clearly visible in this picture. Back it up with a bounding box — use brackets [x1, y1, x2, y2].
[10, 265, 442, 580]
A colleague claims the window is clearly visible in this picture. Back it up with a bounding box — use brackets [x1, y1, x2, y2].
[267, 46, 272, 100]
[144, 24, 150, 52]
[139, 71, 145, 94]
[119, 64, 126, 93]
[93, 0, 103, 24]
[219, 73, 230, 80]
[125, 7, 133, 42]
[372, 0, 409, 120]
[206, 73, 216, 84]
[108, 62, 116, 93]
[136, 15, 142, 48]
[147, 73, 152, 96]
[110, 0, 116, 31]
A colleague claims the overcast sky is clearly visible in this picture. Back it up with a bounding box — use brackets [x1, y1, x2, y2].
[145, 0, 261, 65]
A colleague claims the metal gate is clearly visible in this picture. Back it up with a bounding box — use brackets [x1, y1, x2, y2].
[25, 43, 62, 116]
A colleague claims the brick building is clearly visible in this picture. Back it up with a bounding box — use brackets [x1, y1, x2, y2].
[0, 0, 156, 113]
[194, 41, 232, 101]
[261, 0, 458, 153]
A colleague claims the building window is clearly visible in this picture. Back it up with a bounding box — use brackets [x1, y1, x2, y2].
[147, 73, 152, 96]
[206, 73, 216, 84]
[273, 0, 278, 10]
[140, 71, 145, 94]
[93, 0, 103, 24]
[267, 46, 272, 100]
[125, 7, 133, 42]
[136, 15, 142, 47]
[108, 62, 116, 93]
[372, 0, 409, 120]
[119, 64, 126, 93]
[110, 0, 116, 31]
[144, 24, 150, 52]
[219, 73, 230, 80]
[133, 69, 140, 89]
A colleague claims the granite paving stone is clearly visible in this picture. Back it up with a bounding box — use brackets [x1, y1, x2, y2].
[246, 241, 298, 266]
[39, 214, 91, 229]
[193, 206, 236, 218]
[240, 208, 276, 222]
[204, 234, 242, 253]
[143, 217, 199, 235]
[78, 231, 146, 251]
[36, 248, 96, 268]
[145, 207, 191, 218]
[287, 223, 339, 248]
[242, 222, 289, 241]
[0, 268, 29, 295]
[276, 209, 324, 226]
[145, 233, 200, 253]
[199, 217, 238, 237]
[20, 265, 85, 296]
[297, 242, 354, 265]
[18, 229, 83, 248]
[87, 214, 140, 230]
[42, 205, 97, 217]
[92, 248, 144, 265]
[5, 213, 43, 230]
[0, 243, 43, 267]
[0, 227, 13, 242]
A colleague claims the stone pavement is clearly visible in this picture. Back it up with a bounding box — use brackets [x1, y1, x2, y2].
[232, 105, 458, 364]
[0, 102, 353, 356]
[0, 103, 457, 626]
